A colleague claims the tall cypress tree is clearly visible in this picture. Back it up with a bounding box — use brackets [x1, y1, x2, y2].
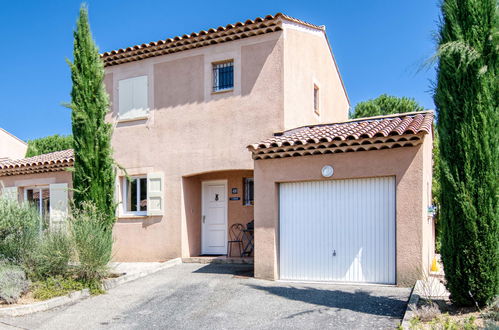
[434, 0, 498, 306]
[68, 5, 116, 230]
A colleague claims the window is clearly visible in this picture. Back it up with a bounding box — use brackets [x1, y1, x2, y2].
[26, 187, 50, 228]
[243, 178, 254, 206]
[314, 84, 320, 115]
[212, 61, 234, 92]
[118, 75, 148, 120]
[123, 177, 148, 215]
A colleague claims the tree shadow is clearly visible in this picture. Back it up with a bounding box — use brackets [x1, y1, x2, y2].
[246, 284, 409, 318]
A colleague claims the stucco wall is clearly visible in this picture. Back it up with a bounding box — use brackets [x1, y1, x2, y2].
[0, 128, 27, 160]
[283, 27, 349, 129]
[0, 171, 72, 200]
[253, 139, 433, 285]
[105, 33, 284, 261]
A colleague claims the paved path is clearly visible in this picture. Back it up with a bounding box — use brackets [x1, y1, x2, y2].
[0, 264, 410, 330]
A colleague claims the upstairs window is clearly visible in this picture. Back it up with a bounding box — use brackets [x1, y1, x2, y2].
[212, 61, 234, 92]
[314, 84, 320, 115]
[118, 75, 148, 120]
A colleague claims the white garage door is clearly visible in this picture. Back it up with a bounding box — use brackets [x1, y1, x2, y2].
[279, 177, 396, 284]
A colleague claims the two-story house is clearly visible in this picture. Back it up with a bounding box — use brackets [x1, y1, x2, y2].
[0, 13, 434, 285]
[101, 13, 348, 262]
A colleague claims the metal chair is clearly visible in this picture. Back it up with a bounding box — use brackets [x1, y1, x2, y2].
[227, 223, 244, 257]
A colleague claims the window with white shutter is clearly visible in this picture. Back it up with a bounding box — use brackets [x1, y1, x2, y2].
[118, 75, 149, 120]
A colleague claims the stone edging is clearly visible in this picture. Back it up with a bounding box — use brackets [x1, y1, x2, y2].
[0, 258, 182, 317]
[400, 280, 422, 329]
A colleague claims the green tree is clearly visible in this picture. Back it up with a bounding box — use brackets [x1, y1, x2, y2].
[434, 0, 498, 306]
[26, 134, 73, 157]
[350, 94, 424, 119]
[67, 5, 116, 230]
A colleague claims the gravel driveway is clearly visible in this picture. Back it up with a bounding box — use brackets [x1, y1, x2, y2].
[0, 263, 410, 330]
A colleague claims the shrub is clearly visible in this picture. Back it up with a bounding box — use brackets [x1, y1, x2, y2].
[70, 203, 113, 281]
[31, 276, 84, 300]
[0, 200, 40, 262]
[26, 229, 74, 280]
[0, 262, 30, 304]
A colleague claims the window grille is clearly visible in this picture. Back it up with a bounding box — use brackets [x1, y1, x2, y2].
[213, 61, 234, 92]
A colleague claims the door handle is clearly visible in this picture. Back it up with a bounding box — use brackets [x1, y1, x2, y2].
[202, 215, 206, 224]
[332, 250, 336, 256]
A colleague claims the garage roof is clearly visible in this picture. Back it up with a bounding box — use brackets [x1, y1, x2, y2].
[0, 149, 74, 176]
[248, 111, 433, 159]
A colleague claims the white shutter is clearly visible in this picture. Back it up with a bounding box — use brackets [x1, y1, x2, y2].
[147, 172, 164, 216]
[118, 76, 148, 120]
[1, 186, 18, 201]
[118, 78, 134, 118]
[133, 75, 148, 113]
[49, 183, 68, 228]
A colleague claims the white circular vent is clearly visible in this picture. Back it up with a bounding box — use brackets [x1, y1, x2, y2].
[321, 165, 334, 178]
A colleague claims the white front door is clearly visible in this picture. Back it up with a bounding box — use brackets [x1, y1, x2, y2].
[201, 180, 228, 255]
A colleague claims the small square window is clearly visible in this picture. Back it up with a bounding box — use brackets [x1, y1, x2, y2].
[243, 178, 254, 206]
[123, 176, 147, 215]
[314, 84, 320, 115]
[213, 61, 234, 92]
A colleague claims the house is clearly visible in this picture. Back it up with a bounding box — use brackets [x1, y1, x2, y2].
[0, 128, 27, 161]
[0, 13, 434, 285]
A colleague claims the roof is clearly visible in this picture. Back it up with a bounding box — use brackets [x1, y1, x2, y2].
[248, 111, 434, 160]
[101, 13, 323, 67]
[0, 149, 74, 176]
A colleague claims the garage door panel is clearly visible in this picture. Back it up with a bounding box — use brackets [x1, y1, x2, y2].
[279, 177, 396, 284]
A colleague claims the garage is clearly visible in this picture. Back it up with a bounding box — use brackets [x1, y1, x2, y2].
[249, 111, 435, 285]
[279, 177, 396, 284]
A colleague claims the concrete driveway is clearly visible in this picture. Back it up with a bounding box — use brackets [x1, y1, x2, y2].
[0, 263, 410, 330]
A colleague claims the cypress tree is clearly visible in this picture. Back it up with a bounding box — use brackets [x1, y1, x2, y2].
[68, 5, 116, 230]
[434, 0, 498, 306]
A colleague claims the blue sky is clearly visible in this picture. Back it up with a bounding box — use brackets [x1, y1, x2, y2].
[0, 1, 440, 141]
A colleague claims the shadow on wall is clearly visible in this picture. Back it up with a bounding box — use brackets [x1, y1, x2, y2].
[246, 284, 408, 318]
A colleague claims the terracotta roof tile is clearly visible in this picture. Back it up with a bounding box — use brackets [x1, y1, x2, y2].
[0, 149, 74, 176]
[101, 13, 324, 67]
[248, 111, 434, 151]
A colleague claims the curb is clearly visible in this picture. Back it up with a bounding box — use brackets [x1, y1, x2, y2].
[0, 289, 90, 317]
[0, 258, 182, 317]
[102, 258, 182, 290]
[400, 280, 422, 329]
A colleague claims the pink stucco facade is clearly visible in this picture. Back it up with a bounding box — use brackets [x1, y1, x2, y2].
[104, 22, 349, 261]
[252, 134, 434, 285]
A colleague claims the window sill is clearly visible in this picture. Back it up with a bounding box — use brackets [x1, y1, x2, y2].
[118, 214, 149, 219]
[117, 116, 149, 123]
[211, 88, 234, 95]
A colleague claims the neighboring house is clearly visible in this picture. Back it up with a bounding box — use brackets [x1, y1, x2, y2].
[0, 150, 73, 228]
[0, 13, 434, 285]
[0, 128, 27, 161]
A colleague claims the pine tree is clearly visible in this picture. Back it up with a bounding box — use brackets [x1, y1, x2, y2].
[68, 5, 116, 230]
[434, 0, 498, 306]
[350, 94, 424, 119]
